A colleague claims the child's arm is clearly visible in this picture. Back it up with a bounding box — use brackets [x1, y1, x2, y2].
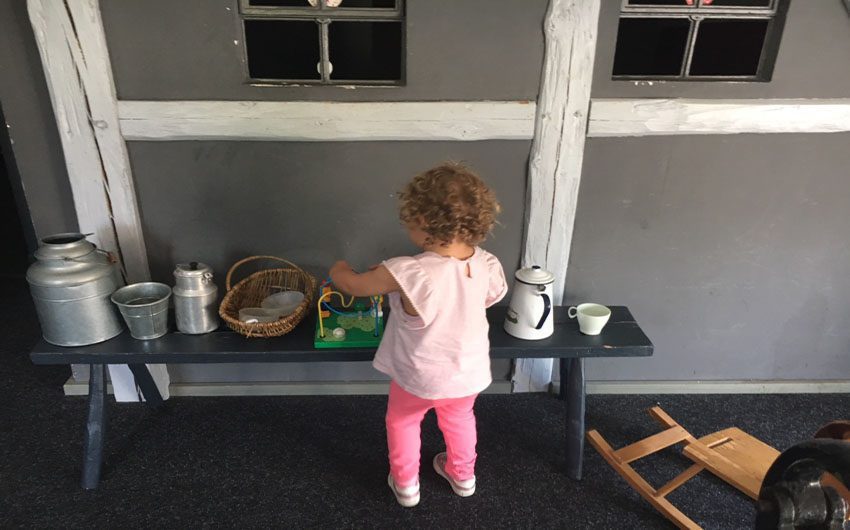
[485, 255, 508, 308]
[329, 261, 398, 297]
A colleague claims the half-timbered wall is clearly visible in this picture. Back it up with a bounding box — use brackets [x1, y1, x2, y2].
[4, 0, 850, 393]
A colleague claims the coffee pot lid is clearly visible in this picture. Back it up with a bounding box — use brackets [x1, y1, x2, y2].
[174, 261, 213, 277]
[515, 265, 554, 285]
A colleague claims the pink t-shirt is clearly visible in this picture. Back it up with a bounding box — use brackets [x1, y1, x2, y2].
[373, 248, 508, 399]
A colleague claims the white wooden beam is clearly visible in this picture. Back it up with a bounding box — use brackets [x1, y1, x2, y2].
[28, 0, 149, 282]
[588, 98, 850, 137]
[64, 379, 515, 397]
[514, 0, 600, 393]
[65, 0, 149, 282]
[28, 0, 118, 255]
[116, 98, 850, 142]
[62, 377, 850, 397]
[117, 100, 537, 142]
[29, 0, 164, 403]
[583, 380, 850, 395]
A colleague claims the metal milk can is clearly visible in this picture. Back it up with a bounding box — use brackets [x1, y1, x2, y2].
[173, 262, 219, 334]
[26, 233, 125, 346]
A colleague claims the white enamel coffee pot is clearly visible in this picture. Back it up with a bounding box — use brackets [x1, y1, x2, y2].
[504, 265, 554, 340]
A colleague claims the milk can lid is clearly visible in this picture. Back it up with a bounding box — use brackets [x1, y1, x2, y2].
[514, 265, 554, 285]
[33, 233, 95, 261]
[27, 233, 117, 288]
[174, 262, 213, 277]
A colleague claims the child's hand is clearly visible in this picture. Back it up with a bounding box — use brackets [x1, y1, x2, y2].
[328, 261, 398, 297]
[329, 260, 354, 283]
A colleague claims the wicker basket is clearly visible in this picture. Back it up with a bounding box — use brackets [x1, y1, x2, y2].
[219, 256, 317, 338]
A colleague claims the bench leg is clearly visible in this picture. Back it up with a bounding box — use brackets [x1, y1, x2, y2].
[128, 364, 165, 409]
[558, 358, 568, 400]
[564, 357, 586, 480]
[81, 363, 106, 490]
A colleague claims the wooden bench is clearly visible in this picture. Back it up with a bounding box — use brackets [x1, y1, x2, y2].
[30, 306, 653, 489]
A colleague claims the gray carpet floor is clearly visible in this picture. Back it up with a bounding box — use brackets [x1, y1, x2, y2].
[1, 278, 847, 528]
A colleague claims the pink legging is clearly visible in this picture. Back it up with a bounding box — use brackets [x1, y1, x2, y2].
[385, 380, 479, 488]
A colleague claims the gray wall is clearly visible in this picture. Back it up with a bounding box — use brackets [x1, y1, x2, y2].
[0, 0, 77, 239]
[129, 141, 526, 283]
[128, 140, 526, 383]
[100, 0, 546, 101]
[593, 0, 850, 99]
[567, 0, 850, 382]
[570, 133, 850, 381]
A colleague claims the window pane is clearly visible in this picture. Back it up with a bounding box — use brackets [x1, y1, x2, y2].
[627, 0, 693, 5]
[689, 19, 768, 76]
[248, 0, 316, 6]
[613, 18, 690, 76]
[245, 20, 321, 80]
[328, 21, 402, 81]
[331, 0, 396, 7]
[701, 0, 771, 6]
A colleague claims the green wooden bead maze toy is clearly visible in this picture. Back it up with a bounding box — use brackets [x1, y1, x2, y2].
[314, 278, 384, 349]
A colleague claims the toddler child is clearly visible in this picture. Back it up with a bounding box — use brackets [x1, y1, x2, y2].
[329, 162, 507, 507]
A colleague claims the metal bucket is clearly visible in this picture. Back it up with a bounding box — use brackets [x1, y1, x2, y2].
[111, 282, 172, 340]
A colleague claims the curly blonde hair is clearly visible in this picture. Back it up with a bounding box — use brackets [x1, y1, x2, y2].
[398, 162, 501, 246]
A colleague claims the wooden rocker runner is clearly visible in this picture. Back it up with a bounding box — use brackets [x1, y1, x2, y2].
[587, 406, 780, 530]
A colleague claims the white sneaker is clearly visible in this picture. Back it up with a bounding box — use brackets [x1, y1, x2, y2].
[433, 452, 476, 497]
[387, 474, 420, 507]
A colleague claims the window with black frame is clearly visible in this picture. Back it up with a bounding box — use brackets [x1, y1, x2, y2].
[239, 0, 404, 85]
[613, 0, 790, 81]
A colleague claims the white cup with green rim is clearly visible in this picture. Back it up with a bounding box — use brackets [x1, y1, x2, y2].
[568, 303, 611, 335]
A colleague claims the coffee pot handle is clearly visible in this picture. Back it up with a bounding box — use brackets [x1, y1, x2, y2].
[535, 293, 551, 330]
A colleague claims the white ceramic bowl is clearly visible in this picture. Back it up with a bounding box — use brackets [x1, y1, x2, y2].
[238, 307, 280, 323]
[261, 291, 305, 317]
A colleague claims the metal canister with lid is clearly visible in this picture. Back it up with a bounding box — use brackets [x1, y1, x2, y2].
[173, 262, 219, 334]
[26, 232, 125, 346]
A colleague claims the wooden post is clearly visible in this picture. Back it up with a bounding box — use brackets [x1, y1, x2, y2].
[514, 0, 600, 392]
[28, 0, 149, 282]
[29, 0, 166, 403]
